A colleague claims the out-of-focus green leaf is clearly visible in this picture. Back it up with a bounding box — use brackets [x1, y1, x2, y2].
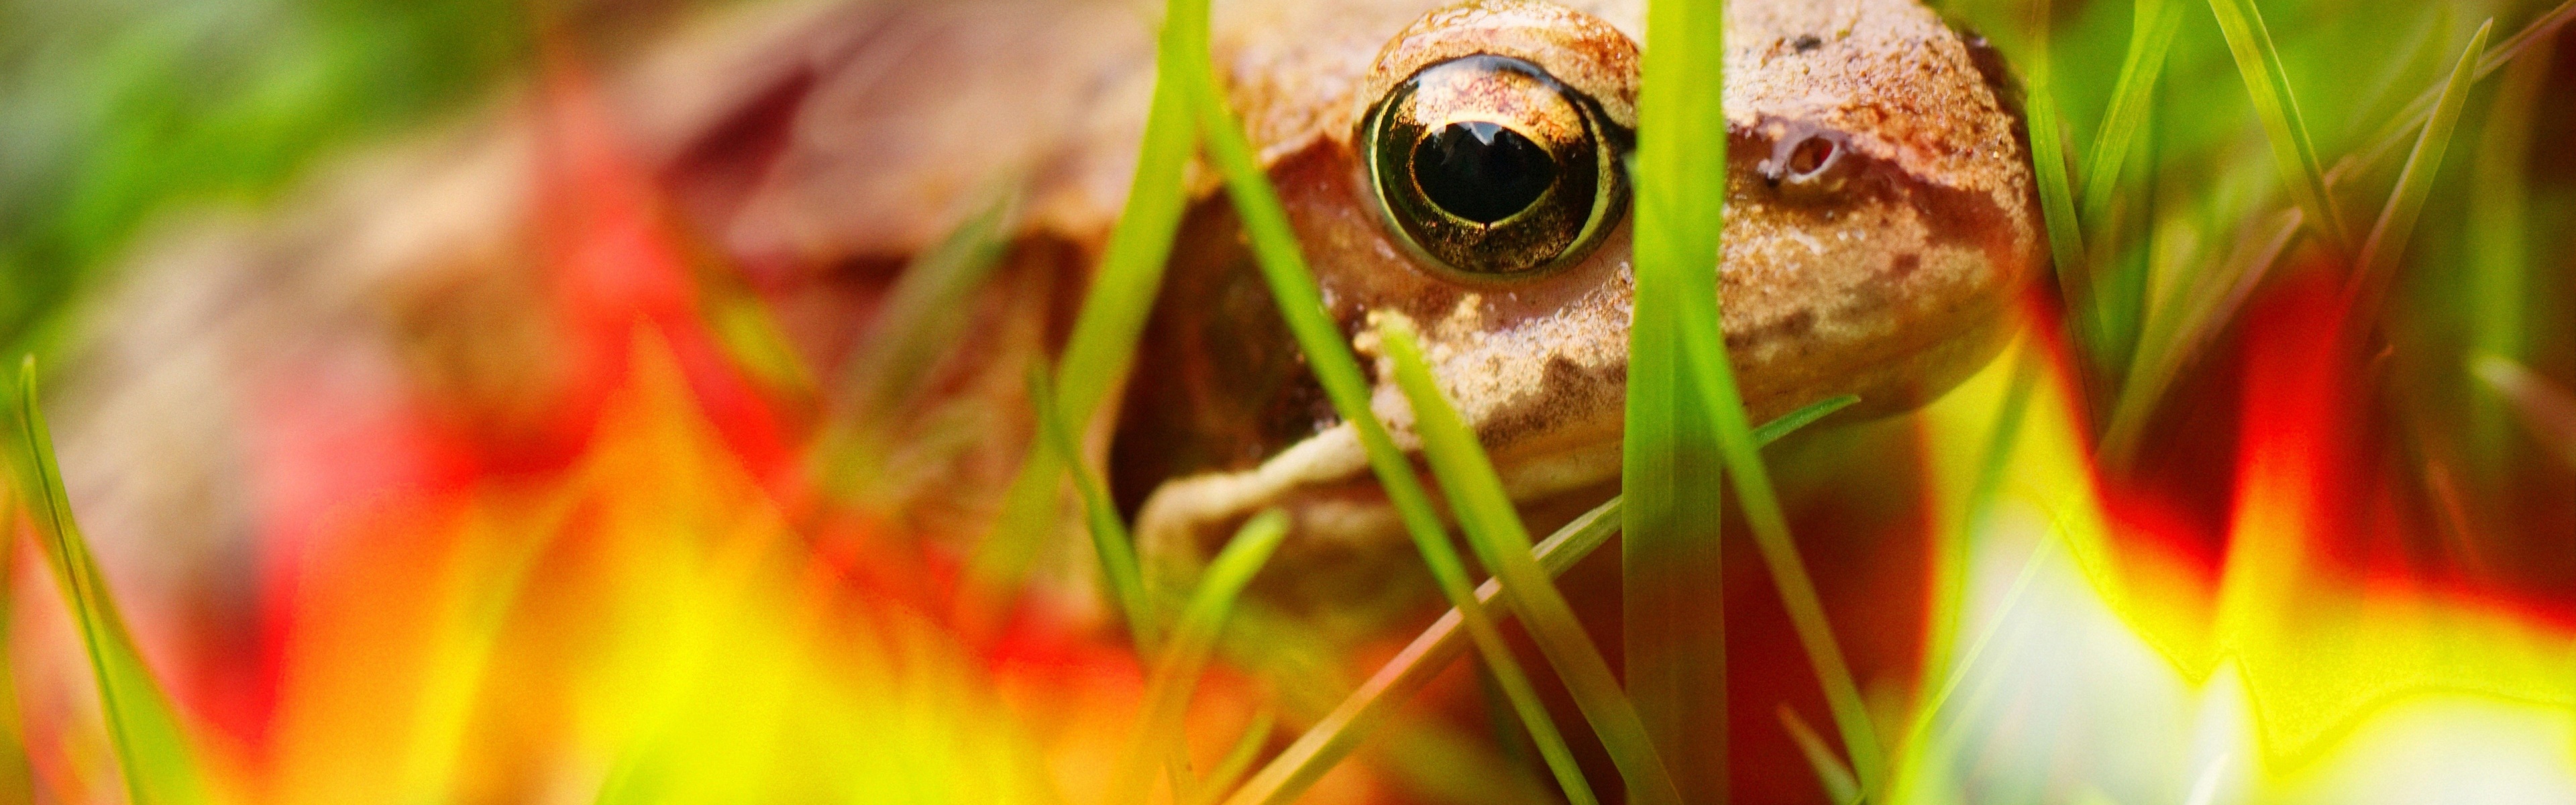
[963, 0, 1199, 603]
[2345, 20, 2491, 317]
[1112, 511, 1289, 804]
[1780, 706, 1860, 805]
[2207, 0, 2351, 253]
[11, 357, 214, 805]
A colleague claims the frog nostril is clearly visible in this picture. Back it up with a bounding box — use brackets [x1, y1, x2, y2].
[1785, 136, 1838, 178]
[1412, 121, 1558, 224]
[1761, 127, 1853, 196]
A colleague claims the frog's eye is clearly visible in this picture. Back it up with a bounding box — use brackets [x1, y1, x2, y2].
[1361, 55, 1630, 278]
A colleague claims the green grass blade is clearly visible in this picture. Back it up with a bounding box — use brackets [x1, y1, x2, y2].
[1778, 706, 1860, 805]
[1625, 0, 1731, 796]
[2023, 1, 2093, 341]
[1920, 347, 2043, 690]
[1630, 0, 1884, 775]
[2100, 210, 2299, 465]
[2206, 0, 2351, 253]
[11, 357, 213, 805]
[1164, 1, 1607, 801]
[1666, 220, 1887, 798]
[2473, 356, 2576, 469]
[2079, 0, 2185, 229]
[1028, 364, 1155, 652]
[1112, 511, 1291, 804]
[2344, 20, 2491, 318]
[811, 195, 1013, 493]
[1221, 397, 1853, 805]
[1381, 322, 1682, 805]
[2328, 0, 2575, 188]
[962, 0, 1201, 603]
[2465, 33, 2555, 468]
[0, 490, 27, 805]
[1191, 707, 1275, 805]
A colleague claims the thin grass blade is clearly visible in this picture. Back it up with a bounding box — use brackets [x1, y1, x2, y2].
[2473, 356, 2576, 469]
[11, 358, 214, 805]
[2465, 34, 2555, 467]
[1028, 364, 1155, 651]
[1191, 708, 1275, 805]
[1779, 706, 1860, 805]
[1921, 345, 2043, 688]
[1625, 0, 1731, 794]
[963, 0, 1201, 603]
[2080, 0, 2185, 228]
[2206, 0, 2350, 252]
[1667, 232, 1887, 796]
[1222, 396, 1854, 805]
[1381, 321, 1682, 805]
[2102, 209, 2299, 464]
[1112, 511, 1291, 804]
[2345, 20, 2493, 318]
[2023, 0, 2093, 341]
[0, 491, 26, 805]
[1652, 90, 1890, 789]
[2328, 0, 2576, 187]
[1163, 1, 1601, 800]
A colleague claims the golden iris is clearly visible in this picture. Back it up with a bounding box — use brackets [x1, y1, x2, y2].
[1360, 55, 1629, 278]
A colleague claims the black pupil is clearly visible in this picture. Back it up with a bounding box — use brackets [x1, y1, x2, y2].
[1411, 121, 1558, 224]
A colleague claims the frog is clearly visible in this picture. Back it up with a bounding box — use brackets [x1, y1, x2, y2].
[1095, 0, 2042, 600]
[49, 0, 2034, 642]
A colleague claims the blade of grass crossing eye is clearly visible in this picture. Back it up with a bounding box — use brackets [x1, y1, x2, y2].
[1224, 397, 1856, 805]
[961, 0, 1200, 606]
[1626, 0, 1729, 796]
[1111, 511, 1289, 804]
[2465, 34, 2553, 469]
[1162, 1, 1603, 801]
[2343, 21, 2491, 319]
[1028, 364, 1155, 651]
[1779, 706, 1860, 805]
[2206, 0, 2350, 254]
[12, 358, 212, 805]
[2080, 0, 2184, 229]
[1380, 322, 1682, 805]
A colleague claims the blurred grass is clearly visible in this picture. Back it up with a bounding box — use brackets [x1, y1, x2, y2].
[11, 358, 213, 805]
[5, 0, 2575, 801]
[1621, 0, 1732, 797]
[0, 0, 577, 357]
[2347, 19, 2492, 316]
[1114, 510, 1287, 805]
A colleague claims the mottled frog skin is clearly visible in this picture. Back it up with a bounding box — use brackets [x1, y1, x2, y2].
[1109, 0, 2040, 584]
[55, 0, 2036, 621]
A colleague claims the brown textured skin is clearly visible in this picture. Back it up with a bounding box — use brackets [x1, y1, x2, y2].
[52, 0, 2034, 636]
[1120, 0, 2041, 580]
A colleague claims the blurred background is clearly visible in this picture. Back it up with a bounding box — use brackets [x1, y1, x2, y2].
[2, 0, 2574, 802]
